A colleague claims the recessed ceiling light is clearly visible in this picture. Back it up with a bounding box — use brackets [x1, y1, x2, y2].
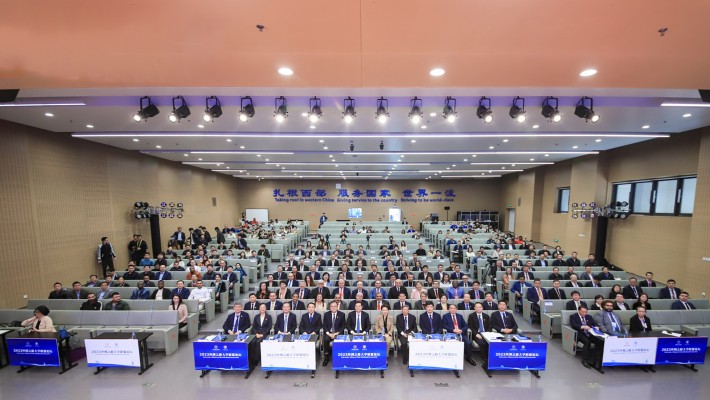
[595, 138, 602, 142]
[329, 155, 333, 158]
[257, 154, 262, 157]
[183, 153, 188, 157]
[642, 125, 650, 129]
[472, 155, 477, 158]
[155, 145, 161, 149]
[446, 167, 450, 170]
[429, 112, 437, 117]
[319, 139, 324, 143]
[489, 146, 495, 149]
[226, 139, 232, 142]
[310, 125, 316, 129]
[226, 167, 230, 169]
[463, 159, 468, 162]
[44, 112, 54, 117]
[86, 124, 94, 128]
[532, 125, 539, 129]
[503, 139, 509, 143]
[265, 158, 270, 161]
[278, 67, 294, 76]
[530, 158, 535, 161]
[239, 145, 245, 149]
[572, 145, 578, 149]
[683, 113, 692, 118]
[323, 146, 328, 150]
[501, 167, 506, 170]
[198, 158, 203, 161]
[429, 68, 446, 77]
[301, 112, 308, 117]
[198, 124, 205, 128]
[452, 164, 456, 167]
[544, 154, 550, 157]
[411, 139, 417, 143]
[421, 125, 427, 129]
[511, 164, 516, 167]
[579, 68, 598, 77]
[132, 138, 139, 142]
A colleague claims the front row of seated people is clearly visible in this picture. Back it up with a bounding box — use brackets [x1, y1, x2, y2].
[221, 297, 520, 369]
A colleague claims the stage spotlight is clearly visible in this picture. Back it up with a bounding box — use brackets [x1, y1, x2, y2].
[541, 96, 561, 122]
[350, 141, 355, 152]
[375, 97, 389, 124]
[572, 213, 579, 219]
[509, 96, 526, 123]
[343, 97, 356, 124]
[274, 96, 288, 123]
[443, 96, 457, 123]
[168, 96, 190, 123]
[379, 141, 384, 150]
[574, 96, 599, 123]
[134, 202, 143, 209]
[202, 96, 223, 122]
[133, 96, 159, 122]
[308, 97, 322, 123]
[409, 97, 423, 124]
[239, 96, 255, 122]
[476, 97, 493, 123]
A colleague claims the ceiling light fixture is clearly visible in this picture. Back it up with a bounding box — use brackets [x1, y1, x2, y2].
[278, 67, 294, 76]
[350, 141, 354, 152]
[274, 96, 288, 123]
[443, 96, 457, 123]
[133, 96, 160, 122]
[375, 97, 389, 124]
[202, 96, 222, 122]
[579, 68, 598, 77]
[308, 97, 322, 123]
[574, 96, 599, 123]
[430, 68, 446, 77]
[509, 96, 526, 123]
[683, 113, 692, 118]
[342, 97, 356, 124]
[541, 96, 561, 122]
[238, 96, 255, 122]
[409, 97, 423, 124]
[379, 141, 384, 150]
[44, 112, 54, 117]
[660, 102, 710, 108]
[86, 124, 94, 128]
[476, 96, 493, 123]
[169, 96, 191, 123]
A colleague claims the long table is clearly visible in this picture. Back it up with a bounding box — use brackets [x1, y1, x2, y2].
[260, 334, 317, 378]
[332, 335, 387, 378]
[192, 334, 254, 378]
[600, 331, 707, 372]
[86, 332, 154, 375]
[7, 331, 77, 374]
[482, 332, 547, 378]
[408, 336, 464, 378]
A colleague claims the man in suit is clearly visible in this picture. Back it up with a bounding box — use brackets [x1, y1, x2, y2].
[597, 266, 615, 281]
[511, 276, 531, 312]
[442, 305, 477, 366]
[172, 227, 186, 249]
[274, 303, 297, 335]
[370, 292, 391, 311]
[272, 265, 287, 281]
[347, 302, 371, 335]
[388, 279, 408, 299]
[482, 293, 497, 310]
[552, 254, 566, 267]
[348, 292, 369, 310]
[325, 254, 340, 267]
[262, 292, 282, 311]
[67, 281, 88, 300]
[243, 293, 260, 311]
[222, 266, 239, 300]
[659, 279, 682, 299]
[249, 304, 272, 368]
[547, 280, 566, 300]
[394, 292, 413, 310]
[414, 292, 433, 310]
[373, 306, 395, 352]
[295, 282, 310, 302]
[130, 282, 150, 299]
[333, 280, 351, 301]
[565, 291, 587, 311]
[446, 280, 465, 301]
[570, 305, 603, 368]
[468, 302, 492, 365]
[566, 252, 581, 267]
[613, 294, 630, 311]
[96, 282, 114, 301]
[299, 302, 323, 335]
[171, 280, 191, 299]
[629, 306, 652, 333]
[293, 245, 306, 257]
[396, 305, 417, 364]
[311, 280, 331, 300]
[671, 292, 697, 310]
[547, 267, 564, 281]
[103, 292, 131, 311]
[287, 293, 305, 311]
[565, 274, 582, 288]
[594, 300, 628, 337]
[224, 303, 251, 334]
[322, 301, 346, 366]
[468, 281, 485, 301]
[419, 303, 443, 334]
[350, 281, 369, 300]
[427, 281, 444, 300]
[585, 276, 602, 288]
[368, 280, 386, 299]
[579, 266, 595, 281]
[418, 266, 433, 283]
[490, 300, 518, 334]
[154, 265, 172, 281]
[622, 278, 644, 300]
[458, 294, 475, 311]
[525, 279, 548, 319]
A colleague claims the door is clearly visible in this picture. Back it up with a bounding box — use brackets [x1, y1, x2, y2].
[507, 208, 516, 232]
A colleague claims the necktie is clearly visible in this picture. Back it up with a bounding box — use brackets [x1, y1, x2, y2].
[632, 286, 638, 298]
[356, 314, 361, 332]
[401, 301, 404, 309]
[609, 313, 619, 330]
[233, 315, 240, 332]
[331, 314, 336, 332]
[429, 314, 434, 331]
[284, 314, 288, 332]
[580, 315, 589, 335]
[178, 288, 182, 295]
[309, 314, 313, 325]
[671, 289, 676, 299]
[300, 290, 304, 299]
[555, 289, 560, 298]
[575, 301, 580, 310]
[475, 291, 479, 299]
[340, 288, 344, 297]
[377, 302, 381, 311]
[453, 315, 458, 330]
[537, 288, 543, 301]
[434, 289, 438, 298]
[640, 317, 647, 329]
[404, 316, 409, 330]
[500, 312, 507, 329]
[465, 303, 470, 310]
[684, 302, 690, 310]
[478, 314, 484, 332]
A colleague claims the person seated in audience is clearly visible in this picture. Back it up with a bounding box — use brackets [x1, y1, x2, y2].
[169, 295, 189, 328]
[415, 292, 434, 310]
[566, 251, 581, 267]
[436, 294, 450, 310]
[372, 305, 395, 352]
[585, 275, 602, 288]
[482, 293, 497, 310]
[590, 294, 604, 310]
[458, 293, 475, 311]
[322, 301, 346, 366]
[154, 252, 168, 268]
[370, 291, 390, 311]
[142, 275, 156, 287]
[22, 306, 55, 332]
[139, 253, 154, 268]
[299, 301, 322, 338]
[414, 243, 427, 256]
[570, 306, 603, 369]
[104, 292, 130, 310]
[446, 280, 464, 300]
[67, 281, 88, 300]
[130, 282, 150, 299]
[188, 280, 211, 309]
[310, 279, 330, 299]
[613, 293, 629, 310]
[595, 300, 628, 337]
[171, 280, 191, 299]
[579, 265, 595, 281]
[443, 304, 477, 366]
[426, 280, 444, 300]
[516, 265, 534, 281]
[275, 303, 297, 335]
[468, 280, 485, 300]
[566, 291, 588, 311]
[348, 292, 369, 310]
[255, 282, 270, 300]
[288, 292, 306, 311]
[629, 306, 652, 332]
[552, 254, 567, 267]
[294, 281, 310, 300]
[84, 275, 100, 287]
[80, 293, 102, 311]
[547, 267, 564, 281]
[154, 265, 172, 281]
[562, 266, 576, 280]
[597, 266, 614, 280]
[548, 280, 566, 299]
[511, 275, 531, 312]
[151, 280, 171, 300]
[123, 265, 141, 280]
[468, 302, 491, 365]
[265, 292, 283, 311]
[565, 274, 582, 288]
[622, 277, 644, 300]
[186, 265, 202, 281]
[671, 292, 697, 310]
[535, 254, 550, 267]
[419, 302, 442, 334]
[491, 300, 518, 334]
[659, 279, 682, 299]
[103, 275, 114, 286]
[582, 253, 598, 267]
[169, 260, 185, 271]
[224, 303, 250, 334]
[632, 293, 652, 310]
[164, 246, 178, 258]
[202, 265, 218, 281]
[350, 281, 368, 299]
[187, 276, 199, 287]
[96, 281, 113, 300]
[409, 281, 424, 300]
[608, 284, 622, 299]
[526, 278, 548, 318]
[272, 264, 287, 281]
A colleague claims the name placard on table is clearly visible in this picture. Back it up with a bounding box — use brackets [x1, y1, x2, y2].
[260, 338, 316, 371]
[193, 340, 249, 371]
[408, 340, 464, 371]
[85, 339, 141, 368]
[332, 336, 387, 371]
[6, 338, 60, 367]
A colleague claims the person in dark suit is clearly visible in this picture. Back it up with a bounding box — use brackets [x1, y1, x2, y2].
[468, 302, 492, 364]
[388, 280, 408, 300]
[525, 279, 548, 319]
[369, 293, 391, 311]
[171, 281, 191, 299]
[265, 292, 283, 311]
[223, 303, 251, 334]
[80, 293, 102, 311]
[299, 303, 323, 335]
[333, 281, 351, 301]
[311, 281, 331, 300]
[271, 265, 287, 282]
[396, 306, 418, 364]
[622, 278, 644, 300]
[288, 293, 306, 311]
[154, 265, 172, 281]
[322, 302, 346, 366]
[68, 281, 88, 300]
[490, 300, 518, 334]
[547, 280, 566, 299]
[467, 281, 485, 301]
[347, 302, 371, 334]
[393, 292, 413, 310]
[427, 282, 444, 300]
[274, 303, 298, 334]
[570, 306, 603, 368]
[659, 279, 682, 299]
[671, 292, 697, 310]
[150, 280, 172, 299]
[481, 294, 497, 311]
[629, 306, 652, 332]
[565, 291, 588, 310]
[249, 304, 272, 368]
[243, 293, 261, 311]
[442, 305, 477, 365]
[419, 304, 443, 334]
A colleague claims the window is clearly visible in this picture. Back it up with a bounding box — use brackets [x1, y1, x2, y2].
[557, 188, 570, 213]
[612, 175, 696, 216]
